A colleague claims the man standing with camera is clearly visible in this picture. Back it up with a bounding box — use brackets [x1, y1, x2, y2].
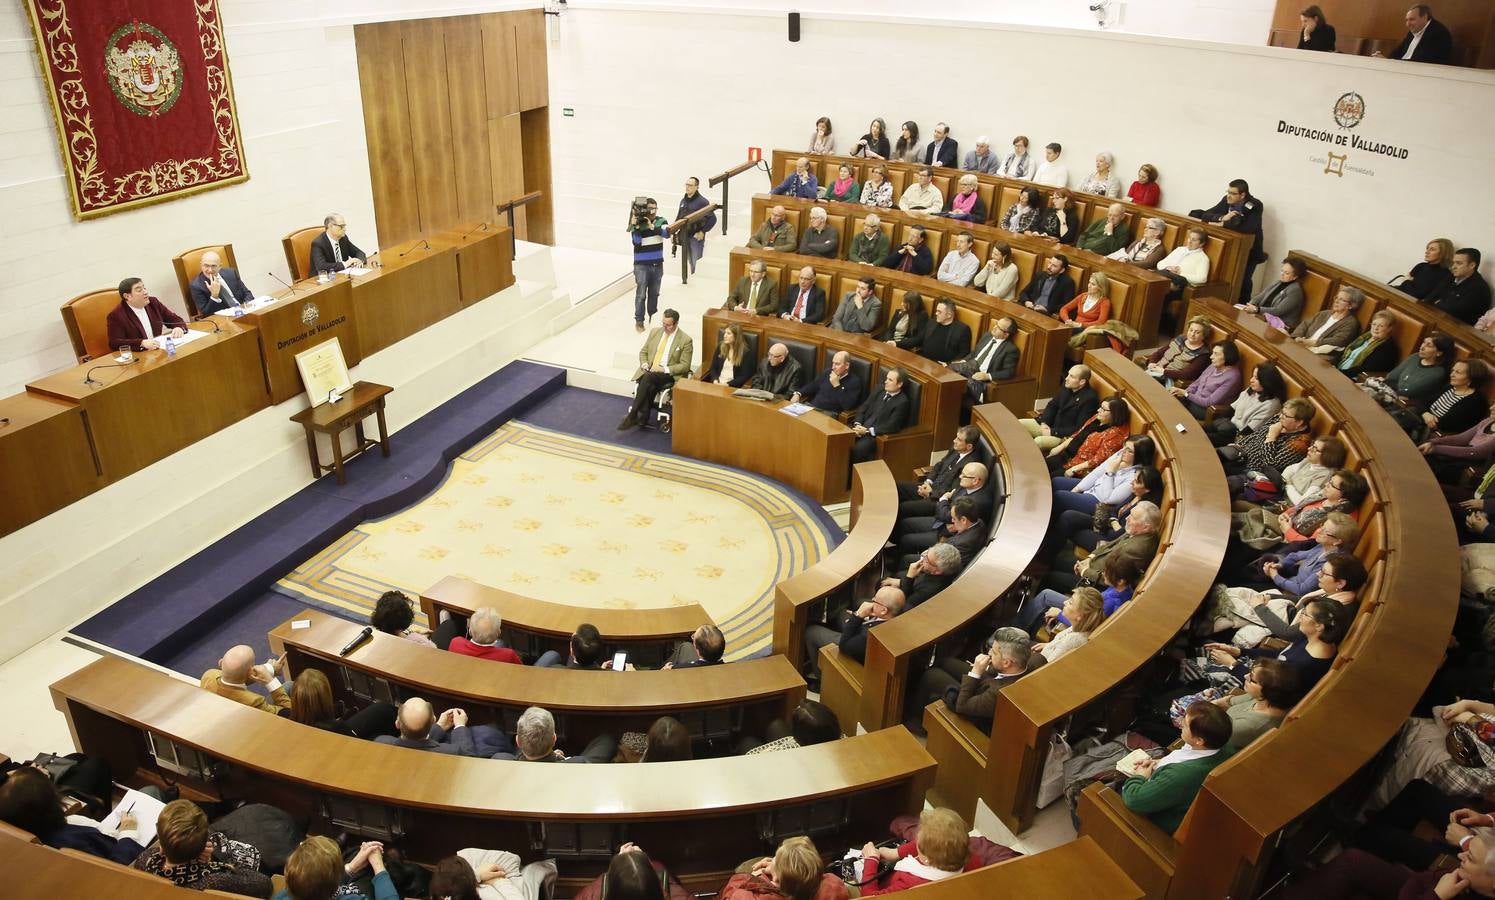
[629, 197, 672, 333]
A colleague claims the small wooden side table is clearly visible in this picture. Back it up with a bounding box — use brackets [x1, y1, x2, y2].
[289, 381, 392, 484]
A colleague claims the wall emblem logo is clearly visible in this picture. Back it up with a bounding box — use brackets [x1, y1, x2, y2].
[300, 301, 321, 327]
[1332, 92, 1365, 129]
[104, 22, 184, 117]
[1323, 152, 1348, 177]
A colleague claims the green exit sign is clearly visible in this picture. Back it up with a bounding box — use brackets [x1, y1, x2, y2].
[562, 107, 574, 117]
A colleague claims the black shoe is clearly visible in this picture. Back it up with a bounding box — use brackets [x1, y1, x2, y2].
[617, 413, 638, 431]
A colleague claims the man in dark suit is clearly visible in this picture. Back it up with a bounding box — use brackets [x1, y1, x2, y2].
[106, 277, 187, 352]
[492, 706, 616, 763]
[779, 265, 827, 324]
[923, 122, 959, 169]
[535, 624, 604, 668]
[895, 461, 995, 557]
[663, 624, 726, 669]
[373, 698, 478, 756]
[914, 627, 1043, 728]
[919, 298, 972, 364]
[189, 251, 255, 316]
[801, 586, 905, 681]
[1021, 255, 1077, 315]
[879, 225, 934, 276]
[792, 350, 864, 414]
[751, 342, 805, 398]
[899, 497, 987, 568]
[1022, 364, 1100, 450]
[309, 213, 367, 275]
[1426, 248, 1490, 325]
[882, 542, 962, 609]
[950, 316, 1020, 404]
[1381, 4, 1454, 64]
[897, 425, 980, 518]
[1190, 179, 1265, 301]
[850, 368, 912, 464]
[727, 259, 779, 316]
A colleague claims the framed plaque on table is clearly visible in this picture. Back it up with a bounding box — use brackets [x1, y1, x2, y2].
[295, 338, 353, 406]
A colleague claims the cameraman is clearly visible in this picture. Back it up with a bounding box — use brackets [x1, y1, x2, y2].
[675, 177, 716, 276]
[629, 197, 672, 333]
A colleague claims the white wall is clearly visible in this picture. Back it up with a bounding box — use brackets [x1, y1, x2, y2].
[546, 6, 1495, 288]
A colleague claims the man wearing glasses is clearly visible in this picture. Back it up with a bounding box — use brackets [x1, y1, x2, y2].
[310, 213, 367, 276]
[800, 585, 906, 688]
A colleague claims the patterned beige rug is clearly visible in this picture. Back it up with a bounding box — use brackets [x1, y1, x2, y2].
[276, 421, 836, 658]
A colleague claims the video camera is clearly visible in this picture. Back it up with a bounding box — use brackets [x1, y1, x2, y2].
[629, 196, 658, 230]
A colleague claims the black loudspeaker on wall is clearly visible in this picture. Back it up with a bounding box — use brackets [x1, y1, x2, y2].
[788, 11, 800, 42]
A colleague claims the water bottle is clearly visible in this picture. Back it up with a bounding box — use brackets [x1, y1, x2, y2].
[164, 335, 176, 358]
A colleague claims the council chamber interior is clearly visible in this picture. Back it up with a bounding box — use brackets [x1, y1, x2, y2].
[1, 1, 1493, 899]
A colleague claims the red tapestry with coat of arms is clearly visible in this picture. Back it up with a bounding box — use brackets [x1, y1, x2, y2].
[23, 0, 248, 220]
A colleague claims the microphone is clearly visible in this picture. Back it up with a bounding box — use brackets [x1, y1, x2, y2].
[83, 359, 137, 385]
[197, 316, 222, 334]
[268, 272, 299, 296]
[398, 239, 433, 258]
[339, 626, 374, 657]
[455, 222, 489, 242]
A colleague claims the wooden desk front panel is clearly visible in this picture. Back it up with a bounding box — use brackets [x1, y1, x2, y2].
[242, 279, 360, 404]
[442, 224, 515, 306]
[26, 322, 270, 481]
[356, 240, 463, 357]
[0, 393, 102, 536]
[671, 380, 853, 505]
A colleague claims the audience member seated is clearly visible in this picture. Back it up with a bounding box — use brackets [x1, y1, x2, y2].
[999, 186, 1043, 234]
[1026, 188, 1079, 246]
[280, 669, 396, 740]
[1057, 273, 1114, 339]
[1032, 142, 1069, 188]
[1033, 587, 1106, 663]
[879, 225, 933, 276]
[1295, 4, 1336, 50]
[850, 214, 891, 264]
[925, 497, 989, 567]
[883, 543, 962, 609]
[1241, 513, 1359, 597]
[1378, 3, 1453, 64]
[438, 606, 523, 664]
[919, 298, 972, 363]
[936, 232, 980, 287]
[851, 117, 891, 161]
[972, 242, 1019, 301]
[1191, 179, 1267, 301]
[743, 700, 843, 756]
[372, 590, 435, 646]
[536, 623, 605, 669]
[1046, 395, 1132, 478]
[1050, 435, 1155, 532]
[190, 250, 256, 317]
[1077, 152, 1123, 199]
[374, 698, 479, 756]
[1020, 364, 1100, 451]
[996, 135, 1032, 180]
[898, 426, 980, 518]
[1138, 316, 1211, 385]
[1421, 399, 1495, 484]
[804, 586, 907, 672]
[961, 136, 1000, 175]
[1227, 553, 1368, 652]
[1108, 215, 1167, 269]
[132, 799, 273, 896]
[792, 350, 865, 414]
[1369, 701, 1495, 817]
[1077, 203, 1131, 256]
[279, 836, 393, 900]
[1397, 237, 1456, 300]
[201, 644, 291, 713]
[1019, 552, 1143, 633]
[633, 716, 691, 763]
[619, 309, 693, 432]
[747, 206, 796, 251]
[1126, 164, 1161, 207]
[309, 213, 366, 274]
[724, 837, 849, 900]
[1281, 830, 1495, 900]
[949, 316, 1019, 403]
[494, 706, 617, 764]
[1372, 333, 1455, 417]
[1219, 659, 1300, 751]
[426, 850, 547, 900]
[1278, 436, 1349, 506]
[923, 123, 958, 169]
[857, 808, 977, 895]
[1020, 253, 1077, 316]
[1233, 469, 1367, 567]
[1204, 362, 1287, 447]
[940, 175, 986, 224]
[0, 765, 145, 864]
[1060, 469, 1163, 553]
[575, 844, 690, 900]
[830, 278, 882, 335]
[808, 116, 835, 155]
[881, 293, 931, 351]
[704, 323, 756, 388]
[1337, 310, 1402, 379]
[1418, 359, 1490, 438]
[1155, 227, 1212, 298]
[859, 165, 895, 209]
[821, 163, 860, 203]
[727, 260, 780, 316]
[915, 627, 1043, 730]
[780, 266, 827, 324]
[1120, 701, 1234, 834]
[894, 463, 993, 558]
[107, 276, 187, 352]
[1044, 501, 1161, 595]
[663, 624, 727, 669]
[751, 342, 805, 398]
[1218, 398, 1315, 477]
[1239, 258, 1307, 330]
[771, 157, 819, 199]
[898, 167, 943, 214]
[1167, 340, 1243, 420]
[797, 209, 839, 260]
[1292, 286, 1364, 355]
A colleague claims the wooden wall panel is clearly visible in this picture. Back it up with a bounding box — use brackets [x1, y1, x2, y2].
[444, 19, 495, 224]
[481, 14, 520, 118]
[354, 24, 420, 249]
[489, 113, 527, 239]
[514, 10, 549, 111]
[401, 19, 459, 235]
[521, 107, 555, 244]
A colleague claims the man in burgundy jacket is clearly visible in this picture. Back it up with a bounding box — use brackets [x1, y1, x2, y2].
[106, 277, 187, 352]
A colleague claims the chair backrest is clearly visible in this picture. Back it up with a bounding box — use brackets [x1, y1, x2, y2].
[739, 330, 761, 368]
[171, 243, 238, 319]
[846, 355, 873, 404]
[61, 287, 123, 362]
[781, 339, 819, 380]
[900, 376, 924, 422]
[781, 207, 804, 237]
[283, 226, 322, 281]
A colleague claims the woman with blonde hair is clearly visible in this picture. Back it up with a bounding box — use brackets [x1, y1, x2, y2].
[1035, 587, 1105, 662]
[279, 836, 395, 900]
[1399, 237, 1456, 300]
[705, 323, 755, 388]
[722, 836, 849, 900]
[857, 808, 971, 894]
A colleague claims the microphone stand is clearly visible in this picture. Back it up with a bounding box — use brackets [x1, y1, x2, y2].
[397, 239, 433, 258]
[268, 272, 299, 296]
[455, 222, 490, 242]
[83, 359, 139, 386]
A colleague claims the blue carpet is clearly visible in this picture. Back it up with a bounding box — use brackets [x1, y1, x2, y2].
[156, 589, 313, 678]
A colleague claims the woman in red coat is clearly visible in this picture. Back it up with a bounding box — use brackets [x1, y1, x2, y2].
[857, 809, 979, 895]
[718, 837, 848, 900]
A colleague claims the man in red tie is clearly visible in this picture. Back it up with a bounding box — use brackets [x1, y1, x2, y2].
[779, 265, 826, 324]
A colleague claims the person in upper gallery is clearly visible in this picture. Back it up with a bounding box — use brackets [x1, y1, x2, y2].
[807, 116, 835, 155]
[858, 165, 895, 209]
[797, 208, 839, 259]
[309, 213, 366, 275]
[1026, 188, 1079, 246]
[751, 342, 805, 398]
[1019, 364, 1101, 451]
[1203, 361, 1286, 447]
[897, 426, 981, 519]
[936, 232, 981, 288]
[1424, 248, 1491, 325]
[1031, 142, 1070, 188]
[1296, 5, 1336, 51]
[821, 163, 861, 204]
[1108, 215, 1168, 269]
[997, 135, 1033, 180]
[727, 259, 780, 316]
[894, 463, 993, 558]
[940, 174, 987, 224]
[190, 251, 256, 316]
[828, 276, 882, 334]
[200, 644, 291, 714]
[1077, 152, 1123, 198]
[1396, 237, 1455, 299]
[370, 590, 435, 646]
[961, 136, 1000, 175]
[676, 176, 716, 276]
[770, 156, 819, 199]
[492, 706, 617, 764]
[880, 224, 934, 276]
[373, 698, 477, 756]
[973, 242, 1019, 301]
[443, 606, 523, 664]
[1291, 285, 1363, 355]
[619, 308, 693, 431]
[107, 277, 187, 352]
[920, 298, 973, 364]
[850, 368, 913, 465]
[535, 623, 605, 669]
[898, 166, 943, 214]
[1418, 358, 1489, 438]
[1155, 226, 1213, 298]
[661, 624, 727, 669]
[1057, 273, 1113, 333]
[923, 122, 959, 169]
[950, 316, 1020, 403]
[851, 117, 891, 161]
[1239, 258, 1307, 329]
[703, 323, 756, 388]
[1077, 202, 1132, 256]
[850, 214, 891, 265]
[1021, 254, 1078, 316]
[999, 186, 1044, 234]
[1337, 310, 1402, 379]
[1377, 3, 1454, 64]
[892, 121, 922, 164]
[882, 292, 932, 352]
[747, 205, 796, 252]
[1190, 179, 1266, 301]
[1121, 701, 1234, 835]
[780, 265, 827, 324]
[1126, 164, 1161, 207]
[793, 350, 865, 414]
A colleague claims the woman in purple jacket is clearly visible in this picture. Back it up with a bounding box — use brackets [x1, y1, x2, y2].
[1168, 341, 1243, 421]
